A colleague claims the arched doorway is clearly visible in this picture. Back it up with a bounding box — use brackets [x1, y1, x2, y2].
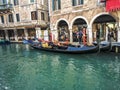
[8, 30, 15, 41]
[0, 30, 5, 40]
[72, 18, 87, 44]
[57, 20, 69, 41]
[92, 14, 116, 42]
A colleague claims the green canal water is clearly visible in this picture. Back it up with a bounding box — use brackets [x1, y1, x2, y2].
[0, 44, 120, 90]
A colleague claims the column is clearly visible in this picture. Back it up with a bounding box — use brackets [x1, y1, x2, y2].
[44, 30, 49, 41]
[14, 29, 18, 41]
[69, 29, 73, 43]
[5, 30, 9, 40]
[87, 26, 93, 45]
[35, 27, 41, 39]
[51, 29, 58, 41]
[24, 28, 28, 40]
[117, 26, 120, 42]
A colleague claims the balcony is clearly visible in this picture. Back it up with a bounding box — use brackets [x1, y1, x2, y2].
[0, 4, 13, 11]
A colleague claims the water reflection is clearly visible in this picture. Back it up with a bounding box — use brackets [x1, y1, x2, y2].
[0, 44, 120, 90]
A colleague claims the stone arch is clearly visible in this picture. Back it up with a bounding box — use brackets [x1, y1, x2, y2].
[70, 16, 89, 29]
[55, 18, 69, 30]
[90, 12, 117, 42]
[90, 12, 116, 28]
[56, 19, 70, 41]
[70, 16, 88, 44]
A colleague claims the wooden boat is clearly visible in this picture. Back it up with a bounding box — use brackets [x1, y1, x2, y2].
[0, 39, 10, 45]
[23, 39, 34, 44]
[100, 42, 111, 51]
[93, 41, 111, 52]
[23, 39, 29, 44]
[31, 44, 99, 54]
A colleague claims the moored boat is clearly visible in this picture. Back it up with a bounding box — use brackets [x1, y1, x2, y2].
[31, 44, 99, 54]
[100, 42, 111, 51]
[93, 41, 111, 52]
[0, 39, 10, 45]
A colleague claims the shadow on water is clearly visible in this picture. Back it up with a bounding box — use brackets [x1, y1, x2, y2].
[0, 44, 120, 90]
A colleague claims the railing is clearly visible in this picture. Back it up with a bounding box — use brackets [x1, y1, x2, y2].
[0, 4, 13, 10]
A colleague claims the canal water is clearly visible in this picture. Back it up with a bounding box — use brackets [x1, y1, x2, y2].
[0, 44, 120, 90]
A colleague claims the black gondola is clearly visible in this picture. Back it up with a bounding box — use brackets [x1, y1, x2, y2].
[0, 39, 10, 45]
[100, 42, 111, 51]
[93, 41, 111, 52]
[31, 44, 99, 54]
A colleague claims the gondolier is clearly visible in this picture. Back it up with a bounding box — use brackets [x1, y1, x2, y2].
[77, 29, 83, 45]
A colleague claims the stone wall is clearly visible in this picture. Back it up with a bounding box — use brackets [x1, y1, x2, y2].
[49, 0, 106, 29]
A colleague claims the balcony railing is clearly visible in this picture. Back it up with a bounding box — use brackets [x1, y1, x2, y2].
[0, 4, 13, 11]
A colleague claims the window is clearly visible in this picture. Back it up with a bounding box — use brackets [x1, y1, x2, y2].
[97, 0, 106, 6]
[14, 0, 19, 6]
[1, 16, 4, 24]
[72, 0, 84, 6]
[16, 14, 20, 22]
[2, 0, 6, 4]
[30, 0, 34, 3]
[52, 0, 61, 11]
[41, 0, 44, 5]
[41, 12, 45, 20]
[31, 11, 37, 20]
[8, 14, 14, 22]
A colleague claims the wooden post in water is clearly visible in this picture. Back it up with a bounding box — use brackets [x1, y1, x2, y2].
[115, 46, 118, 53]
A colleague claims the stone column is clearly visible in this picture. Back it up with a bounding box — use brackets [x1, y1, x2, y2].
[117, 26, 120, 42]
[5, 30, 9, 40]
[24, 28, 28, 40]
[44, 30, 49, 41]
[14, 29, 18, 41]
[35, 27, 41, 39]
[69, 29, 73, 43]
[117, 11, 120, 42]
[51, 29, 58, 41]
[105, 26, 109, 41]
[87, 26, 93, 45]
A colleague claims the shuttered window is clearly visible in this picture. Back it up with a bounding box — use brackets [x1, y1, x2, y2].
[14, 0, 19, 6]
[72, 0, 84, 6]
[16, 14, 20, 22]
[1, 16, 4, 24]
[8, 14, 14, 22]
[30, 0, 34, 3]
[52, 0, 61, 11]
[31, 11, 37, 20]
[41, 12, 45, 21]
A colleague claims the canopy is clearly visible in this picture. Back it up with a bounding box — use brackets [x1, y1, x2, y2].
[106, 0, 120, 12]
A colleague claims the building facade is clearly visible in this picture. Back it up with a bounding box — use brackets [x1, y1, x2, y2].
[49, 0, 118, 44]
[0, 0, 49, 41]
[106, 0, 120, 42]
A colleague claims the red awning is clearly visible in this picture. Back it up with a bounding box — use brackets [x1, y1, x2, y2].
[106, 0, 120, 12]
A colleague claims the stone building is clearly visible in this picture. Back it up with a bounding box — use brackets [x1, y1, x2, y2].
[0, 0, 49, 41]
[49, 0, 117, 44]
[106, 0, 120, 42]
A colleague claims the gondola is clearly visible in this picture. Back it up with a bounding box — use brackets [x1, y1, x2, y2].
[93, 41, 111, 52]
[0, 39, 10, 45]
[31, 44, 99, 54]
[23, 39, 34, 44]
[100, 42, 111, 51]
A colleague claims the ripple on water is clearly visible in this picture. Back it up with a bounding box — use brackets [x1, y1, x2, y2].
[0, 44, 120, 90]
